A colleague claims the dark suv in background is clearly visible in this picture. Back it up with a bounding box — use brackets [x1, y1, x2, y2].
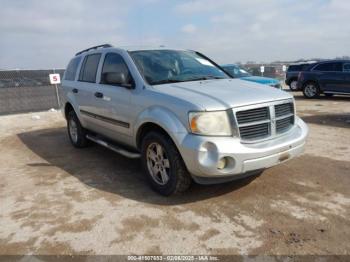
[285, 63, 315, 91]
[298, 60, 350, 98]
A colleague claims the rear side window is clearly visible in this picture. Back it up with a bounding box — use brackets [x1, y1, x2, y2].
[343, 63, 350, 72]
[79, 54, 101, 82]
[64, 57, 81, 81]
[313, 62, 342, 72]
[288, 65, 302, 72]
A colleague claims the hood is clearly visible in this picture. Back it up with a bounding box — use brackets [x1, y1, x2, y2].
[241, 76, 279, 85]
[152, 79, 292, 111]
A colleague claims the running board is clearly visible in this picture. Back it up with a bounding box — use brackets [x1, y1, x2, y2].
[86, 134, 141, 159]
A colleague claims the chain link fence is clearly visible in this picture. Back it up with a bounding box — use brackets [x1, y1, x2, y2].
[0, 69, 65, 115]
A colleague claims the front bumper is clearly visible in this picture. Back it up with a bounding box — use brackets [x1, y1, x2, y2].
[178, 117, 308, 184]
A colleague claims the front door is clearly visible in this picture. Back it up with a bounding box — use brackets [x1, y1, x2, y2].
[91, 52, 134, 144]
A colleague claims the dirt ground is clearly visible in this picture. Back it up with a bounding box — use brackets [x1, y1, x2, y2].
[0, 91, 349, 256]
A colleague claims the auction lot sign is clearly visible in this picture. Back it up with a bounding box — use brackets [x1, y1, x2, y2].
[49, 73, 61, 84]
[49, 73, 61, 107]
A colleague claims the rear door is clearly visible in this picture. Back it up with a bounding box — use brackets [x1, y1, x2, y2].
[74, 53, 102, 129]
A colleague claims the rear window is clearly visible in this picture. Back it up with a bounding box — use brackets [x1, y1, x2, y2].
[64, 57, 81, 81]
[79, 54, 101, 83]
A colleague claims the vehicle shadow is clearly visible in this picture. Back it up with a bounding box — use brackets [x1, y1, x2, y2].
[18, 128, 259, 205]
[301, 113, 350, 128]
[293, 94, 350, 101]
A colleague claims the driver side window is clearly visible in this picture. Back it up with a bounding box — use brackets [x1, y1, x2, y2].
[101, 53, 131, 85]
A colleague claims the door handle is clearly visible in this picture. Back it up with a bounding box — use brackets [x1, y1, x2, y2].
[72, 88, 78, 94]
[94, 92, 104, 98]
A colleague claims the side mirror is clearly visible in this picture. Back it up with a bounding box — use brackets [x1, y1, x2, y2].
[103, 72, 134, 89]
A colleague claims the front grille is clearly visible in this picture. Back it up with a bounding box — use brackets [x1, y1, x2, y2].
[276, 116, 294, 133]
[239, 123, 270, 140]
[235, 100, 295, 142]
[236, 107, 269, 124]
[275, 103, 294, 117]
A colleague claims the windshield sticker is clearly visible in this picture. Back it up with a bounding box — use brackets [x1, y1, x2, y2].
[195, 58, 215, 67]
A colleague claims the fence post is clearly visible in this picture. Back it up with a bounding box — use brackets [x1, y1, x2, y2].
[53, 68, 61, 108]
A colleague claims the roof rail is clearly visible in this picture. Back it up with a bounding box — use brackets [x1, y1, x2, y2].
[75, 44, 113, 56]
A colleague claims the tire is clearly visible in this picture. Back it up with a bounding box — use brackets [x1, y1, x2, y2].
[67, 110, 89, 148]
[141, 132, 192, 196]
[302, 82, 320, 99]
[289, 80, 299, 91]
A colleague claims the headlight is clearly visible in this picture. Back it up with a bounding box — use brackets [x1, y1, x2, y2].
[189, 111, 232, 136]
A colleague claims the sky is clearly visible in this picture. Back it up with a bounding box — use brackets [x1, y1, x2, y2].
[0, 0, 349, 69]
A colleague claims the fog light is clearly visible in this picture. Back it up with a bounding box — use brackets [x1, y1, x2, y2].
[217, 157, 227, 170]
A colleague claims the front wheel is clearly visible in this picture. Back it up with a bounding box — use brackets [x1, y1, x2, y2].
[141, 132, 191, 196]
[289, 80, 299, 91]
[303, 82, 320, 98]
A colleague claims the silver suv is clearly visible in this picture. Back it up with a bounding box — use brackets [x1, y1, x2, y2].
[61, 44, 308, 195]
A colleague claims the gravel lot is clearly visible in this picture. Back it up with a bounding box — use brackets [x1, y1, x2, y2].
[0, 92, 349, 255]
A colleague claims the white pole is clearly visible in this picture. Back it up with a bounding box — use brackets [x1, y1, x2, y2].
[53, 68, 61, 108]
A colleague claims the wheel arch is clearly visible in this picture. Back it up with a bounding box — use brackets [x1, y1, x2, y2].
[302, 80, 320, 89]
[64, 102, 75, 119]
[287, 77, 298, 86]
[134, 106, 188, 151]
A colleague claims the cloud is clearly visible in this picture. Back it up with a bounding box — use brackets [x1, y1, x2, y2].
[181, 24, 197, 34]
[0, 0, 349, 69]
[173, 0, 350, 63]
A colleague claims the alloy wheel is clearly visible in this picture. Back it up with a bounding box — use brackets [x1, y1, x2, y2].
[304, 84, 317, 97]
[146, 142, 170, 185]
[69, 119, 78, 143]
[290, 80, 298, 91]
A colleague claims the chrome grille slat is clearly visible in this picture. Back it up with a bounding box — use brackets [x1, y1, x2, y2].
[276, 116, 294, 133]
[234, 100, 295, 142]
[275, 103, 294, 117]
[236, 107, 269, 124]
[239, 123, 269, 139]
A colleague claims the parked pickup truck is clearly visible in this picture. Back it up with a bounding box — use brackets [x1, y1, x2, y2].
[61, 44, 308, 195]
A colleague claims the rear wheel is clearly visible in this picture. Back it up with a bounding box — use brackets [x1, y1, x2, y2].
[303, 82, 320, 99]
[67, 110, 89, 148]
[289, 80, 299, 91]
[141, 132, 191, 196]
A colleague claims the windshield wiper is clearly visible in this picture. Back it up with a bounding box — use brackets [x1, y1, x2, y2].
[184, 76, 226, 82]
[151, 76, 226, 85]
[151, 79, 183, 85]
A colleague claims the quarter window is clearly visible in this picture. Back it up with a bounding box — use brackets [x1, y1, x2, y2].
[64, 57, 81, 81]
[79, 54, 101, 83]
[100, 53, 131, 85]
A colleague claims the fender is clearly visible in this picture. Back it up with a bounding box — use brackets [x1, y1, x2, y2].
[133, 106, 189, 148]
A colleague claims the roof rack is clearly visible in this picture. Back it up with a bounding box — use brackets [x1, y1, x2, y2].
[75, 44, 113, 56]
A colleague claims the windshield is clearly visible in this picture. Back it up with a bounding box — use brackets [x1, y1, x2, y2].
[222, 65, 251, 78]
[129, 50, 229, 85]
